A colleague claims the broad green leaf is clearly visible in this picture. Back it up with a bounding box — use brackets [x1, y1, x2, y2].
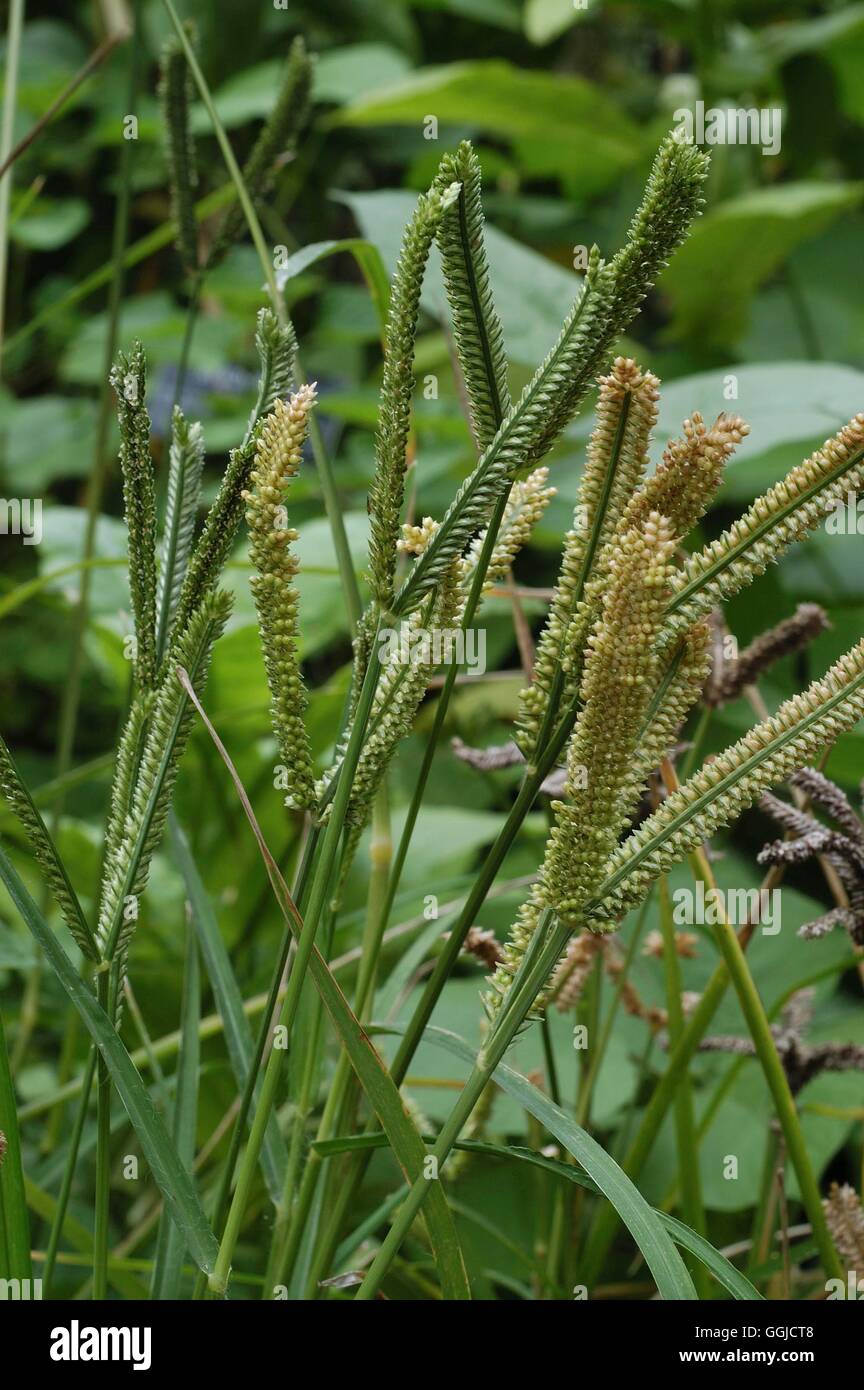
[2, 396, 100, 491]
[663, 183, 863, 349]
[335, 62, 643, 197]
[191, 46, 412, 130]
[758, 6, 864, 123]
[524, 0, 590, 46]
[274, 238, 390, 330]
[10, 198, 90, 251]
[0, 845, 219, 1277]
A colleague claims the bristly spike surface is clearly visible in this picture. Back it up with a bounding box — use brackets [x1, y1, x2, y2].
[488, 511, 678, 1019]
[244, 386, 317, 810]
[664, 412, 864, 639]
[517, 357, 660, 760]
[434, 140, 510, 448]
[367, 178, 462, 607]
[396, 133, 708, 619]
[111, 342, 158, 692]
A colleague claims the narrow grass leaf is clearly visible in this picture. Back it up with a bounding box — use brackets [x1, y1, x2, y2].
[171, 815, 287, 1202]
[0, 844, 219, 1276]
[0, 1008, 31, 1281]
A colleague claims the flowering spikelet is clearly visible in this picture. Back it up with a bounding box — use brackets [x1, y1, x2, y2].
[367, 179, 462, 607]
[97, 590, 232, 984]
[397, 139, 707, 620]
[544, 513, 678, 923]
[485, 890, 548, 1019]
[244, 387, 317, 810]
[398, 516, 438, 556]
[162, 313, 297, 673]
[759, 774, 864, 945]
[607, 133, 709, 328]
[823, 1184, 864, 1269]
[158, 31, 198, 275]
[706, 603, 830, 706]
[487, 514, 677, 1017]
[111, 343, 158, 691]
[634, 620, 711, 781]
[591, 640, 864, 926]
[665, 413, 864, 638]
[460, 926, 503, 969]
[0, 734, 98, 960]
[207, 37, 313, 269]
[517, 359, 660, 760]
[623, 411, 748, 537]
[791, 765, 864, 845]
[323, 475, 552, 829]
[433, 141, 510, 451]
[335, 567, 464, 826]
[460, 465, 556, 593]
[156, 408, 205, 659]
[102, 693, 154, 877]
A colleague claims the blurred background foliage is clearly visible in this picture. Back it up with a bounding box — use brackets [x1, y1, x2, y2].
[2, 0, 864, 1294]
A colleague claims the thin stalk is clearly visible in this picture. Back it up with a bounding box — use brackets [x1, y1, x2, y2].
[658, 873, 709, 1298]
[42, 1048, 98, 1294]
[580, 950, 736, 1286]
[0, 0, 24, 370]
[376, 488, 512, 932]
[92, 972, 112, 1301]
[160, 0, 280, 319]
[0, 1007, 30, 1280]
[690, 842, 841, 1282]
[305, 692, 579, 1289]
[573, 895, 652, 1126]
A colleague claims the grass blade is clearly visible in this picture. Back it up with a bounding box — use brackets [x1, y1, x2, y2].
[378, 1021, 696, 1300]
[0, 1008, 31, 1281]
[0, 843, 219, 1277]
[151, 915, 201, 1298]
[171, 815, 287, 1203]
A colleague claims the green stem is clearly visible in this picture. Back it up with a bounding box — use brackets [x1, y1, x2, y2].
[693, 846, 841, 1282]
[658, 875, 709, 1298]
[190, 821, 320, 1299]
[42, 1048, 97, 1294]
[160, 0, 281, 319]
[0, 1007, 31, 1281]
[92, 972, 112, 1301]
[0, 0, 24, 372]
